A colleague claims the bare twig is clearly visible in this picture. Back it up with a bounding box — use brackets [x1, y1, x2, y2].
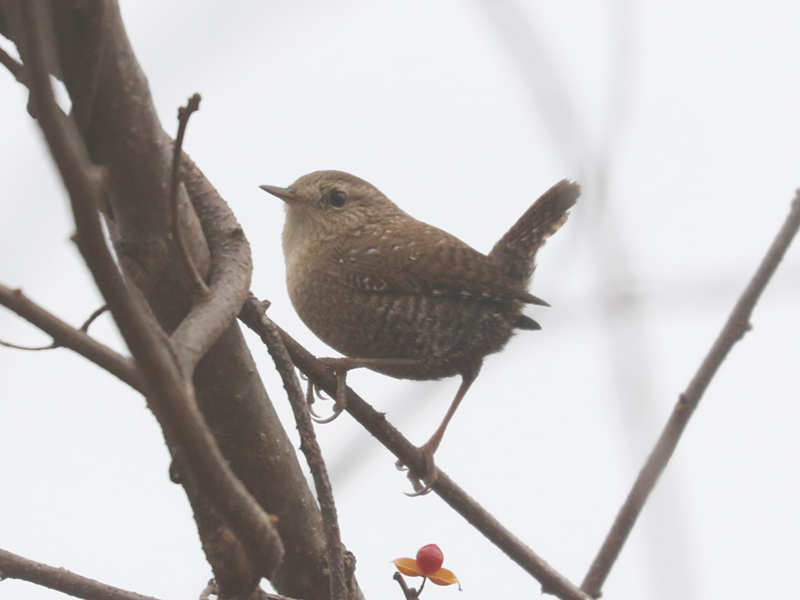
[0, 45, 25, 84]
[581, 192, 800, 597]
[0, 303, 110, 352]
[79, 304, 108, 332]
[0, 303, 109, 351]
[15, 0, 283, 578]
[0, 283, 142, 390]
[170, 93, 208, 297]
[0, 547, 160, 600]
[392, 572, 420, 600]
[245, 301, 349, 600]
[0, 337, 55, 350]
[239, 295, 591, 600]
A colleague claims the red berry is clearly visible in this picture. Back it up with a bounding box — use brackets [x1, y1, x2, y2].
[416, 544, 444, 575]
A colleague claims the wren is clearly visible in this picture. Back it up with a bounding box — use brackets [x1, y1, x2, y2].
[261, 171, 578, 483]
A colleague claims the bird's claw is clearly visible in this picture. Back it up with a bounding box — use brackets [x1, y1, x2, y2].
[404, 473, 434, 497]
[311, 406, 345, 424]
[304, 378, 324, 419]
[396, 447, 438, 497]
[305, 360, 350, 424]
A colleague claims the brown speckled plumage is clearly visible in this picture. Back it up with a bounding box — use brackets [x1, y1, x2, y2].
[262, 170, 578, 465]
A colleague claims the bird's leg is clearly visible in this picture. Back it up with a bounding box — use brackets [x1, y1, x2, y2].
[399, 371, 477, 496]
[311, 357, 421, 424]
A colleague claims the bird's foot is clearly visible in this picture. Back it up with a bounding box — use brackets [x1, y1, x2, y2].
[308, 356, 421, 424]
[299, 372, 327, 418]
[395, 441, 438, 497]
[308, 357, 354, 424]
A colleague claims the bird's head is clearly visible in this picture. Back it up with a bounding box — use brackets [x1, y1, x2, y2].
[261, 170, 401, 253]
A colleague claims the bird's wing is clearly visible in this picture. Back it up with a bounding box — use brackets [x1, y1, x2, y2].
[327, 228, 547, 305]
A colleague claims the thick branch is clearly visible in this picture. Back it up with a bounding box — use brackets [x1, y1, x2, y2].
[20, 1, 332, 595]
[0, 547, 160, 600]
[15, 0, 283, 580]
[247, 302, 350, 600]
[0, 283, 142, 390]
[240, 296, 591, 600]
[581, 192, 800, 597]
[4, 1, 345, 597]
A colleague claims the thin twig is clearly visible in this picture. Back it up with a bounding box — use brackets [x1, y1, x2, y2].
[0, 547, 160, 600]
[0, 303, 109, 352]
[15, 0, 283, 578]
[247, 302, 349, 600]
[169, 93, 208, 296]
[581, 192, 800, 598]
[239, 295, 591, 600]
[0, 283, 142, 390]
[0, 45, 25, 84]
[392, 572, 419, 600]
[79, 304, 108, 332]
[0, 337, 55, 350]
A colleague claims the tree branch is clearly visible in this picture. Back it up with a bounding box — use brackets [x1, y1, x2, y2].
[246, 300, 350, 600]
[169, 152, 252, 376]
[9, 1, 335, 594]
[4, 1, 344, 596]
[0, 44, 24, 83]
[580, 191, 800, 597]
[169, 93, 208, 297]
[0, 283, 142, 390]
[0, 547, 160, 600]
[14, 0, 283, 581]
[240, 295, 591, 600]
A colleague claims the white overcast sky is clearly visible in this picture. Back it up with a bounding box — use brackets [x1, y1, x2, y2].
[2, 2, 799, 599]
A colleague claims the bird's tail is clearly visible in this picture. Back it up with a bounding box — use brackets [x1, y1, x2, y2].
[489, 179, 579, 286]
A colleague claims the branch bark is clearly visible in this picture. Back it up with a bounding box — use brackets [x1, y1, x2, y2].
[0, 547, 161, 600]
[240, 296, 591, 600]
[2, 1, 344, 596]
[0, 284, 142, 390]
[580, 192, 800, 597]
[245, 300, 352, 600]
[0, 1, 344, 597]
[16, 0, 289, 577]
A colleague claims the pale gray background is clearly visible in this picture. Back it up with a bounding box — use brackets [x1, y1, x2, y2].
[2, 1, 799, 599]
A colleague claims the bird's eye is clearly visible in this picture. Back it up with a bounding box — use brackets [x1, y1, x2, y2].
[328, 189, 348, 208]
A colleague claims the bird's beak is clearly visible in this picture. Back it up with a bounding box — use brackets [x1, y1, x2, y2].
[259, 184, 299, 204]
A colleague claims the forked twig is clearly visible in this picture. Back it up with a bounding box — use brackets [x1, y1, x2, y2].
[0, 304, 109, 352]
[0, 284, 141, 390]
[393, 572, 421, 599]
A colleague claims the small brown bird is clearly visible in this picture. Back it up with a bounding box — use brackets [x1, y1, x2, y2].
[261, 171, 577, 485]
